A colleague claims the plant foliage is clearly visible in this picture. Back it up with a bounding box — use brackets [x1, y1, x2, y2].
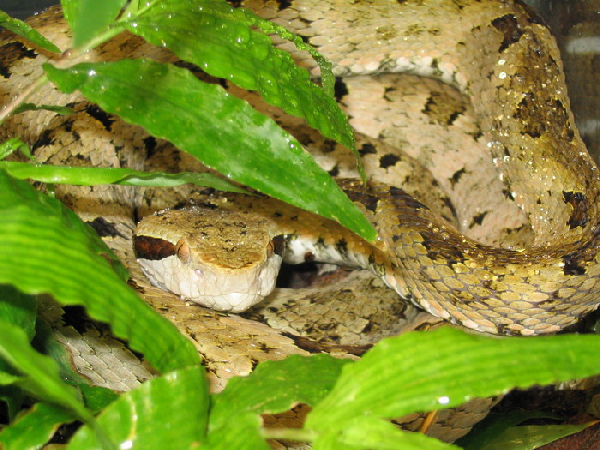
[0, 1, 598, 449]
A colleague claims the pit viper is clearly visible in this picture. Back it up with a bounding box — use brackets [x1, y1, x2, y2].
[1, 0, 599, 443]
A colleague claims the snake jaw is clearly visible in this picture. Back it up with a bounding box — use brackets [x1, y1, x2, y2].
[134, 208, 283, 312]
[137, 249, 282, 312]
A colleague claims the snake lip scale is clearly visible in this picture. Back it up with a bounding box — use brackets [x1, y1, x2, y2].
[2, 0, 600, 338]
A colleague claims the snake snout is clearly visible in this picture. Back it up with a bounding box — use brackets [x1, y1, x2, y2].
[134, 208, 283, 311]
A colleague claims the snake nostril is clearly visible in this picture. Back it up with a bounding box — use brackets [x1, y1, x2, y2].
[176, 240, 191, 264]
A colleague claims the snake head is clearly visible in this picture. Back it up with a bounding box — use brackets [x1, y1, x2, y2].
[133, 208, 283, 312]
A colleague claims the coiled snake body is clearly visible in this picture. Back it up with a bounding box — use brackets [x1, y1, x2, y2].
[1, 1, 600, 368]
[133, 0, 600, 336]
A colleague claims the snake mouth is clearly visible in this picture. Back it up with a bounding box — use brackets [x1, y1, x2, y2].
[137, 250, 283, 312]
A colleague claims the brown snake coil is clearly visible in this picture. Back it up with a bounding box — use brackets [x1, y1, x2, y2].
[133, 0, 600, 336]
[1, 0, 600, 346]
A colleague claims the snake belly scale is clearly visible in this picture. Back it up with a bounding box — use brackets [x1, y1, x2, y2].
[0, 0, 599, 362]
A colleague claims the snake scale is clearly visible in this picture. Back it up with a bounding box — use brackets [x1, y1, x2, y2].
[1, 0, 600, 443]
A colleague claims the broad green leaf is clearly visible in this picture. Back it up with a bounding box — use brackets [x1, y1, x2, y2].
[67, 366, 208, 450]
[123, 0, 353, 151]
[203, 413, 269, 450]
[211, 355, 349, 428]
[1, 161, 246, 192]
[314, 417, 459, 450]
[0, 11, 61, 53]
[0, 285, 37, 341]
[62, 0, 126, 48]
[43, 60, 376, 240]
[0, 402, 75, 450]
[307, 327, 600, 429]
[78, 385, 120, 413]
[0, 320, 91, 423]
[0, 170, 200, 373]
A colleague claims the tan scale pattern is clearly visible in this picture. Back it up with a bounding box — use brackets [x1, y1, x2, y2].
[2, 0, 600, 442]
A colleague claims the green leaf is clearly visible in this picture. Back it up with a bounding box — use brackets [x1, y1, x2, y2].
[0, 138, 30, 161]
[0, 320, 91, 423]
[307, 328, 600, 429]
[78, 385, 120, 413]
[0, 11, 61, 53]
[67, 366, 209, 450]
[0, 285, 37, 341]
[314, 417, 460, 450]
[62, 0, 126, 48]
[122, 0, 353, 151]
[474, 424, 589, 450]
[0, 161, 247, 192]
[211, 355, 349, 428]
[0, 402, 75, 450]
[0, 385, 25, 422]
[0, 170, 200, 373]
[457, 411, 589, 450]
[203, 413, 270, 450]
[12, 102, 74, 116]
[457, 410, 556, 449]
[43, 59, 376, 240]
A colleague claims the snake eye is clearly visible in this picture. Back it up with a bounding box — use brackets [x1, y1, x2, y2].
[175, 240, 191, 264]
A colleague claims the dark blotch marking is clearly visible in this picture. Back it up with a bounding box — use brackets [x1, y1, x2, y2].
[87, 217, 127, 239]
[450, 168, 466, 188]
[380, 153, 401, 169]
[442, 197, 457, 221]
[359, 143, 377, 156]
[84, 104, 114, 131]
[334, 77, 348, 102]
[389, 186, 429, 210]
[143, 136, 157, 157]
[515, 95, 574, 141]
[336, 238, 348, 255]
[133, 235, 177, 260]
[491, 14, 524, 53]
[32, 129, 55, 152]
[563, 191, 590, 229]
[383, 85, 396, 101]
[422, 95, 437, 115]
[276, 0, 292, 9]
[563, 254, 586, 276]
[0, 42, 37, 78]
[345, 187, 379, 213]
[470, 211, 489, 227]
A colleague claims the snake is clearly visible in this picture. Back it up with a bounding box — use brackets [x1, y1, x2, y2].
[97, 0, 600, 336]
[1, 0, 599, 442]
